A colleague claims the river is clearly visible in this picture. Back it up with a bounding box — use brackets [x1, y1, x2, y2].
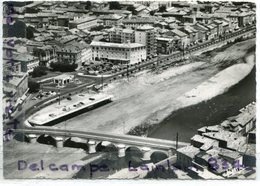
[148, 66, 256, 142]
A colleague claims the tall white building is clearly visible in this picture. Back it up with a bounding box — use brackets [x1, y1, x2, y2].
[135, 26, 156, 58]
[90, 41, 146, 65]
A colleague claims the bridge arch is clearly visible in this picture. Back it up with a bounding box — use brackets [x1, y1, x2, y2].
[125, 146, 143, 160]
[150, 151, 169, 164]
[37, 134, 56, 146]
[96, 141, 118, 154]
[13, 133, 30, 143]
[63, 137, 87, 150]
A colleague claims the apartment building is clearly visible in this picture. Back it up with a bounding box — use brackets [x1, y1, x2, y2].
[135, 26, 156, 58]
[90, 41, 146, 65]
[108, 27, 135, 43]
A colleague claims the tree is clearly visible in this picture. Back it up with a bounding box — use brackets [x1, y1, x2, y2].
[85, 1, 92, 10]
[158, 5, 167, 12]
[31, 66, 48, 78]
[126, 6, 136, 15]
[50, 62, 78, 72]
[109, 1, 121, 10]
[28, 80, 40, 93]
[26, 26, 35, 39]
[150, 10, 156, 16]
[3, 20, 26, 38]
[3, 20, 36, 39]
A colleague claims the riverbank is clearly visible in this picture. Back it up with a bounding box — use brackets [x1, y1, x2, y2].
[3, 38, 256, 179]
[129, 40, 255, 137]
[46, 39, 255, 136]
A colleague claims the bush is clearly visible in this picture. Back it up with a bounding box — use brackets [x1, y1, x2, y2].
[31, 66, 48, 78]
[50, 62, 78, 72]
[28, 80, 40, 93]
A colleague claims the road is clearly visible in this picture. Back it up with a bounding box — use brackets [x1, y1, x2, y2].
[4, 25, 256, 129]
[83, 25, 256, 81]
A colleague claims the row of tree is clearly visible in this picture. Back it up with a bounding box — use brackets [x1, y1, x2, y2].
[50, 62, 78, 72]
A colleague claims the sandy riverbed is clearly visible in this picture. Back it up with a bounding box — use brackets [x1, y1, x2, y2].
[3, 38, 255, 179]
[52, 39, 255, 134]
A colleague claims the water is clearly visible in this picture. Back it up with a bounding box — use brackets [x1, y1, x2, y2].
[148, 66, 256, 142]
[74, 66, 255, 179]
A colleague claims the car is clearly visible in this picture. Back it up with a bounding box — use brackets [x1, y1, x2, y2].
[67, 97, 72, 100]
[31, 97, 37, 100]
[89, 97, 95, 101]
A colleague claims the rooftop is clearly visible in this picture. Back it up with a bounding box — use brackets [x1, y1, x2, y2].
[218, 147, 242, 160]
[100, 14, 123, 20]
[177, 145, 200, 158]
[191, 134, 218, 151]
[70, 16, 97, 24]
[90, 41, 145, 49]
[172, 29, 188, 37]
[136, 25, 154, 31]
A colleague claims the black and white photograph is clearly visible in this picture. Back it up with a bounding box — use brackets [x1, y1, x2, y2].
[1, 0, 257, 180]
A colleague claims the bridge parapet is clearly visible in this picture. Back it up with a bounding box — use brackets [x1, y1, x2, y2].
[13, 128, 189, 159]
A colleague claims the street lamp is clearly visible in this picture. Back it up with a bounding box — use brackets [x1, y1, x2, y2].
[126, 63, 129, 81]
[101, 72, 104, 91]
[58, 88, 61, 105]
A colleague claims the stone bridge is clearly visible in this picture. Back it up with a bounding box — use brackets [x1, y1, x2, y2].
[14, 127, 189, 160]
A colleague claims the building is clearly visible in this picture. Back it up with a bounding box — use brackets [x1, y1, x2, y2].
[204, 23, 218, 40]
[56, 41, 91, 65]
[156, 36, 181, 54]
[108, 27, 135, 43]
[90, 41, 146, 65]
[99, 14, 123, 27]
[227, 13, 239, 31]
[3, 73, 28, 99]
[161, 10, 188, 23]
[171, 29, 189, 48]
[26, 40, 44, 53]
[135, 26, 156, 58]
[220, 103, 256, 135]
[69, 16, 98, 30]
[33, 45, 56, 67]
[191, 134, 218, 151]
[122, 18, 155, 28]
[176, 145, 200, 171]
[212, 20, 224, 36]
[53, 74, 74, 87]
[179, 26, 199, 45]
[192, 23, 208, 42]
[24, 12, 59, 28]
[92, 10, 132, 18]
[3, 52, 40, 73]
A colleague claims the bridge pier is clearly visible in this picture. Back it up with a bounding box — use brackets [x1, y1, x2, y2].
[28, 134, 38, 143]
[54, 137, 64, 148]
[88, 140, 96, 154]
[141, 147, 151, 161]
[117, 144, 126, 158]
[168, 149, 174, 157]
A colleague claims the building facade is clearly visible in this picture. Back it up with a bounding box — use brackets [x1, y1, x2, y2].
[90, 41, 146, 65]
[156, 36, 181, 54]
[135, 26, 156, 58]
[33, 45, 56, 67]
[69, 16, 98, 30]
[108, 28, 135, 43]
